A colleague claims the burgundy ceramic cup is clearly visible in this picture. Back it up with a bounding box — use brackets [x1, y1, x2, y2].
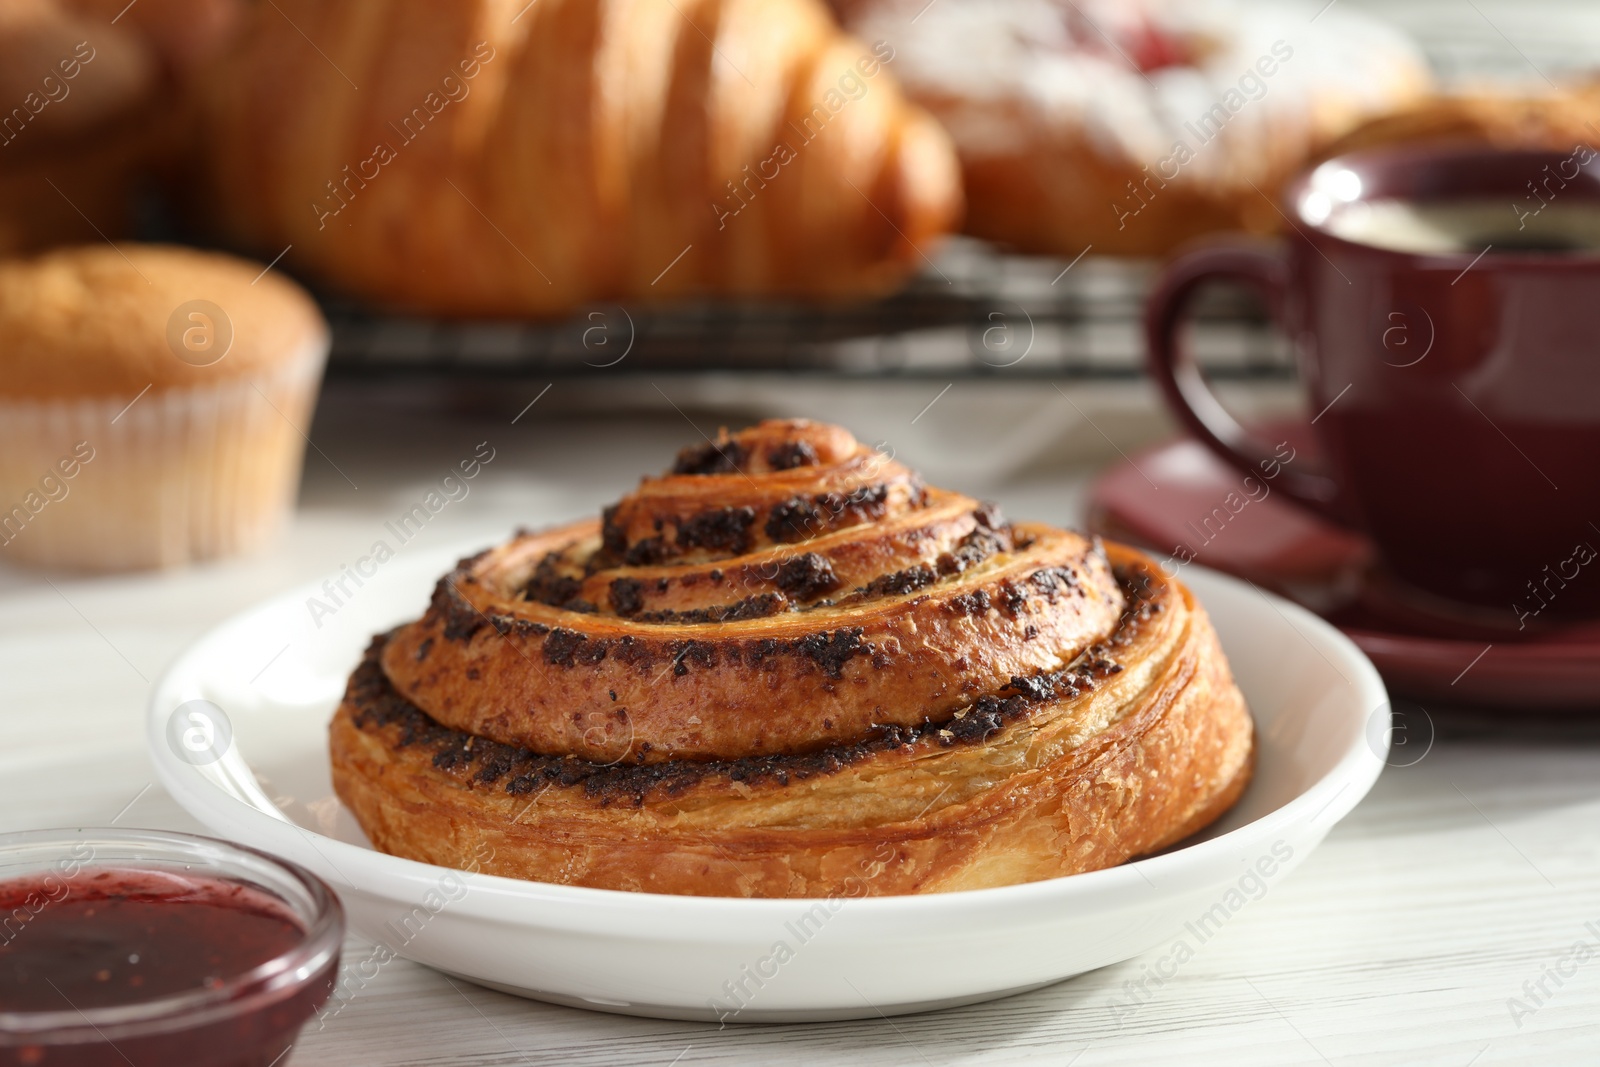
[1145, 144, 1600, 621]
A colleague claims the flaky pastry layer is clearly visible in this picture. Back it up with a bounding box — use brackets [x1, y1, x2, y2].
[381, 421, 1128, 763]
[333, 552, 1253, 897]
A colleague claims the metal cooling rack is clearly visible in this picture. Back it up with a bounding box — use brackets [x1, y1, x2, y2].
[321, 240, 1287, 382]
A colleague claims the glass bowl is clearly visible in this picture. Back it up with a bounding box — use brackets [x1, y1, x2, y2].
[0, 828, 342, 1067]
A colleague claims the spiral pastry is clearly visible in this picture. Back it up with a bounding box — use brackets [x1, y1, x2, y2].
[331, 420, 1253, 897]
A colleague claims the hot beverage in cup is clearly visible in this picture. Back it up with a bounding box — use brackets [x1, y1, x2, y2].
[1328, 198, 1600, 255]
[1146, 145, 1600, 622]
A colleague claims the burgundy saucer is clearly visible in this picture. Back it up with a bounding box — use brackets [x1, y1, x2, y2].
[1087, 425, 1600, 711]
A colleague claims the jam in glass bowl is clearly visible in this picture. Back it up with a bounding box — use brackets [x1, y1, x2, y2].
[0, 828, 342, 1067]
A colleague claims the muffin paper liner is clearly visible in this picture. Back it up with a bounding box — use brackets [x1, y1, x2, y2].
[0, 340, 328, 571]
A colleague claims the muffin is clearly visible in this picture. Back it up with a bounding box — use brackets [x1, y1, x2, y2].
[0, 244, 329, 570]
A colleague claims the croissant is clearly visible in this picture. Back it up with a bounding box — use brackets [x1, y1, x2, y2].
[198, 0, 961, 317]
[331, 420, 1252, 897]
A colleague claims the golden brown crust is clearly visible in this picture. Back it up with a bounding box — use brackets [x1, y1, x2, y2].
[0, 0, 245, 261]
[199, 0, 961, 318]
[379, 421, 1127, 763]
[0, 4, 169, 259]
[839, 0, 1431, 257]
[383, 519, 1123, 762]
[0, 0, 156, 151]
[945, 84, 1437, 257]
[331, 548, 1253, 897]
[554, 489, 984, 619]
[0, 244, 328, 400]
[332, 419, 1252, 897]
[61, 0, 243, 78]
[1315, 85, 1600, 161]
[958, 143, 1259, 259]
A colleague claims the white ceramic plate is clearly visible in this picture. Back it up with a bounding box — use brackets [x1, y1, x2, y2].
[148, 541, 1390, 1023]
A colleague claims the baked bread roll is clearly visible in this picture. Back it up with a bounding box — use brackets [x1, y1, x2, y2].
[331, 420, 1253, 896]
[0, 0, 158, 256]
[0, 0, 155, 149]
[1315, 84, 1600, 160]
[62, 0, 242, 78]
[0, 0, 242, 257]
[199, 0, 961, 317]
[836, 0, 1431, 256]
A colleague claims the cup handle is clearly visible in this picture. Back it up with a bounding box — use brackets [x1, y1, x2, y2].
[1144, 240, 1346, 525]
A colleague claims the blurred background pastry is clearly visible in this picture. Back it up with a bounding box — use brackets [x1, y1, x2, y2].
[61, 0, 241, 78]
[835, 0, 1433, 256]
[0, 0, 1592, 577]
[0, 0, 239, 258]
[1317, 82, 1600, 158]
[0, 244, 327, 571]
[0, 0, 159, 257]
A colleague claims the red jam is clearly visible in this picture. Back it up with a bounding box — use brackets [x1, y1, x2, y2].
[1122, 19, 1191, 74]
[0, 868, 337, 1067]
[1064, 8, 1193, 74]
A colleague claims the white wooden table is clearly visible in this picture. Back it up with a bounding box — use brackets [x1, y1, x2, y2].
[3, 381, 1598, 1066]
